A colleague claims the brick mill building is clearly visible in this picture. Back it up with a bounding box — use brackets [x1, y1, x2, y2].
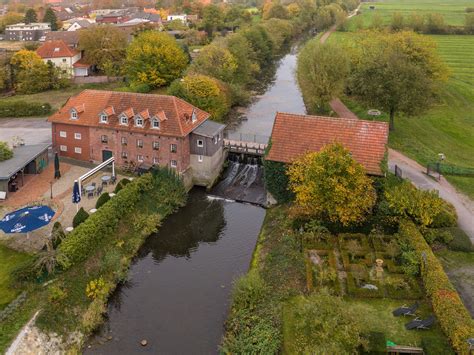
[48, 90, 225, 188]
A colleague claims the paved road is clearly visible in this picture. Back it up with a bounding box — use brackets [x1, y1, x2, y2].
[0, 117, 52, 145]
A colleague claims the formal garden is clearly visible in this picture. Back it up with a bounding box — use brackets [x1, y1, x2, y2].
[223, 144, 474, 354]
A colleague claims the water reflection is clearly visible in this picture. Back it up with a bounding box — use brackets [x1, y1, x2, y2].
[86, 190, 265, 354]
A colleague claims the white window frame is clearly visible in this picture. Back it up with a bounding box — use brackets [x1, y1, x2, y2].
[198, 155, 203, 162]
[74, 147, 82, 154]
[170, 160, 177, 168]
[137, 154, 144, 163]
[60, 145, 67, 152]
[100, 113, 108, 123]
[197, 139, 204, 147]
[70, 109, 78, 120]
[59, 131, 67, 138]
[153, 141, 160, 150]
[135, 116, 144, 127]
[153, 157, 159, 164]
[120, 115, 128, 125]
[137, 139, 143, 148]
[74, 132, 81, 140]
[101, 135, 108, 143]
[170, 144, 177, 153]
[122, 151, 128, 159]
[152, 118, 160, 129]
[121, 137, 127, 145]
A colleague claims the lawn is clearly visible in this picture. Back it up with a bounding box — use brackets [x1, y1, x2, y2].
[329, 32, 474, 199]
[347, 0, 471, 29]
[283, 296, 453, 354]
[0, 244, 32, 310]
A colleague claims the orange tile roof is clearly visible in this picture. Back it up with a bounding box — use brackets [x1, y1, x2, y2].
[48, 90, 210, 138]
[266, 113, 389, 176]
[36, 40, 78, 59]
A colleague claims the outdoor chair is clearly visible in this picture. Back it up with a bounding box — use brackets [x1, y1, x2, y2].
[92, 182, 96, 187]
[96, 186, 103, 195]
[392, 302, 419, 317]
[405, 315, 435, 330]
[102, 180, 108, 187]
[87, 192, 94, 199]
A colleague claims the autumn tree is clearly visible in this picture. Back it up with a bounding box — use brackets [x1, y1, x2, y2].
[0, 12, 24, 32]
[126, 31, 188, 89]
[263, 3, 289, 20]
[24, 8, 37, 24]
[79, 25, 128, 76]
[349, 31, 449, 130]
[202, 4, 224, 37]
[10, 50, 51, 93]
[287, 143, 376, 226]
[223, 33, 259, 85]
[168, 74, 231, 122]
[261, 18, 294, 52]
[42, 8, 58, 31]
[188, 44, 237, 83]
[297, 39, 350, 113]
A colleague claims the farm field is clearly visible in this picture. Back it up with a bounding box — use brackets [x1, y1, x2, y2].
[347, 0, 472, 29]
[329, 32, 474, 199]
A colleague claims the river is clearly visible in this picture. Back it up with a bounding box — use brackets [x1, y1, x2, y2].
[86, 49, 306, 354]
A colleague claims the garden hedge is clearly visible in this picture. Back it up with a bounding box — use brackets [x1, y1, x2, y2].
[263, 158, 293, 203]
[398, 220, 474, 354]
[0, 101, 52, 117]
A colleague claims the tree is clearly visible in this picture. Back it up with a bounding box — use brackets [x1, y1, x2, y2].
[168, 74, 231, 122]
[10, 50, 52, 94]
[349, 31, 449, 130]
[79, 25, 128, 76]
[202, 4, 224, 37]
[297, 39, 350, 113]
[224, 33, 259, 85]
[261, 18, 294, 52]
[0, 65, 7, 91]
[263, 3, 289, 20]
[0, 141, 13, 161]
[189, 44, 237, 83]
[287, 143, 376, 226]
[126, 31, 188, 88]
[42, 8, 58, 31]
[0, 12, 24, 32]
[424, 13, 446, 33]
[407, 13, 425, 32]
[24, 8, 37, 24]
[288, 290, 367, 353]
[242, 25, 274, 65]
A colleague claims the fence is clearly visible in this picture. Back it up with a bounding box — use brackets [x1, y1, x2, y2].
[223, 131, 270, 144]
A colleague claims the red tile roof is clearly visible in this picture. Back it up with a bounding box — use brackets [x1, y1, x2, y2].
[36, 40, 78, 59]
[48, 90, 210, 138]
[266, 113, 389, 176]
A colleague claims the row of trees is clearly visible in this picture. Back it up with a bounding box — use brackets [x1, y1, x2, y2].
[23, 8, 59, 30]
[297, 30, 449, 130]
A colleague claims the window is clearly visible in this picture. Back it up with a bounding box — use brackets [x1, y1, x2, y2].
[121, 137, 127, 145]
[122, 151, 128, 159]
[153, 157, 159, 164]
[70, 109, 78, 120]
[74, 133, 81, 140]
[120, 115, 128, 125]
[135, 117, 144, 127]
[137, 155, 144, 162]
[74, 147, 82, 154]
[170, 160, 177, 168]
[59, 131, 67, 138]
[62, 58, 67, 63]
[152, 119, 160, 129]
[101, 135, 108, 143]
[170, 144, 177, 153]
[153, 141, 160, 150]
[60, 145, 67, 152]
[213, 135, 218, 144]
[197, 139, 204, 147]
[198, 155, 203, 162]
[100, 113, 108, 123]
[137, 139, 143, 148]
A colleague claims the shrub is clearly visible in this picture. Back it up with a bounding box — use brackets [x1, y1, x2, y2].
[85, 277, 108, 300]
[263, 157, 293, 203]
[129, 82, 151, 93]
[95, 192, 111, 209]
[51, 221, 65, 249]
[0, 101, 51, 117]
[0, 141, 13, 161]
[72, 207, 89, 228]
[48, 285, 67, 303]
[447, 228, 473, 252]
[430, 203, 457, 228]
[114, 178, 131, 193]
[421, 228, 453, 246]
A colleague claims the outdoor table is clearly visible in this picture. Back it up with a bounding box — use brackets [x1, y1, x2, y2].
[101, 175, 111, 184]
[85, 185, 95, 192]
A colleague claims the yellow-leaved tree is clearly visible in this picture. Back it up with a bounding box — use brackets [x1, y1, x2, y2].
[287, 143, 376, 226]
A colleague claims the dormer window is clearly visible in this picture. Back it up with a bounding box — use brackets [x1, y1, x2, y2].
[191, 110, 197, 123]
[135, 116, 144, 127]
[100, 113, 108, 123]
[152, 118, 160, 129]
[70, 109, 78, 120]
[120, 114, 128, 125]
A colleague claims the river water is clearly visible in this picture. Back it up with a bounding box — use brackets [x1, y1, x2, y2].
[86, 49, 305, 354]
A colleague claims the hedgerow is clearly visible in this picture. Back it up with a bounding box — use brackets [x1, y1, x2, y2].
[398, 220, 474, 354]
[0, 101, 51, 117]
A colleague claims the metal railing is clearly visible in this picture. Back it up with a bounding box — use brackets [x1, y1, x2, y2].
[223, 132, 270, 145]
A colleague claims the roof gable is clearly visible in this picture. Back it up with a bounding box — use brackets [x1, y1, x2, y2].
[36, 40, 78, 58]
[266, 113, 389, 176]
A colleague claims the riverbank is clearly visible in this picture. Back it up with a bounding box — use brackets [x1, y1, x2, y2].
[0, 169, 187, 353]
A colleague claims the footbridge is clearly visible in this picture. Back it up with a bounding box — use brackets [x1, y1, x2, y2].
[223, 133, 269, 156]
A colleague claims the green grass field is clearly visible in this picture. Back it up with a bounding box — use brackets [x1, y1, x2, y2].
[347, 0, 471, 29]
[329, 32, 474, 198]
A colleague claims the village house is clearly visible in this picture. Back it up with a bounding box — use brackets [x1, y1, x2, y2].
[36, 40, 89, 77]
[5, 23, 51, 41]
[266, 112, 389, 176]
[48, 90, 226, 189]
[66, 19, 94, 32]
[45, 31, 80, 48]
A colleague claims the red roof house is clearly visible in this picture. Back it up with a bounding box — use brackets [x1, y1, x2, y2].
[36, 40, 89, 77]
[266, 113, 389, 175]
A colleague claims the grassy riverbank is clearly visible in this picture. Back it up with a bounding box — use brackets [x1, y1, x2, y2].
[0, 169, 186, 352]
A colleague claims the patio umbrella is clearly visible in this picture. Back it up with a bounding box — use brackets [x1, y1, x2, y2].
[54, 153, 61, 179]
[73, 180, 81, 212]
[0, 205, 55, 237]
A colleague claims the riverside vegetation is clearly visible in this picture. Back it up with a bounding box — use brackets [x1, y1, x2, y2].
[0, 168, 186, 352]
[224, 145, 473, 354]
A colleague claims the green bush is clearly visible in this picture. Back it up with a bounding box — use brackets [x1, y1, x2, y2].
[72, 208, 89, 228]
[430, 203, 457, 228]
[95, 193, 111, 209]
[363, 331, 386, 354]
[263, 158, 293, 203]
[51, 222, 65, 249]
[447, 228, 473, 252]
[129, 82, 151, 93]
[0, 141, 13, 162]
[0, 101, 52, 117]
[421, 228, 454, 246]
[114, 178, 131, 193]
